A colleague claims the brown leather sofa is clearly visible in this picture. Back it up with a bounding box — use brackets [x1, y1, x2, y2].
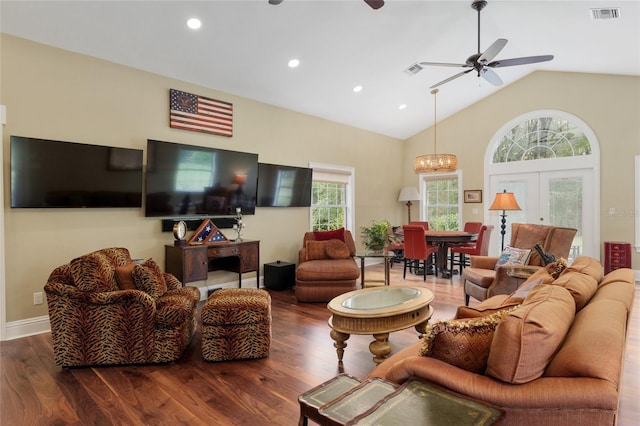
[462, 223, 577, 305]
[295, 229, 360, 302]
[44, 247, 200, 367]
[369, 257, 635, 425]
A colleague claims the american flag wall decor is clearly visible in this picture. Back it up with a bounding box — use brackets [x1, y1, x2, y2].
[169, 89, 233, 137]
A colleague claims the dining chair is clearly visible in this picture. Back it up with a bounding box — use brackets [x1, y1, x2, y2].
[409, 221, 430, 230]
[402, 225, 438, 281]
[449, 225, 494, 276]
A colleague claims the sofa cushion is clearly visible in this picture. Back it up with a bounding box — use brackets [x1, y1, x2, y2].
[560, 256, 603, 282]
[592, 268, 635, 310]
[296, 258, 360, 281]
[494, 247, 532, 270]
[419, 308, 515, 374]
[551, 271, 598, 311]
[132, 259, 167, 300]
[486, 284, 575, 384]
[115, 262, 137, 290]
[313, 227, 345, 242]
[461, 267, 496, 289]
[544, 298, 627, 383]
[305, 240, 328, 260]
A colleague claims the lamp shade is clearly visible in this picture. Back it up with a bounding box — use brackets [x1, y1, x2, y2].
[398, 186, 420, 202]
[489, 191, 521, 211]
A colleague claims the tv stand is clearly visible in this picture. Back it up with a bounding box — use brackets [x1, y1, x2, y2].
[165, 240, 260, 287]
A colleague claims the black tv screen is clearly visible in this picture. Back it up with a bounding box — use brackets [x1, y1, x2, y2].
[10, 136, 143, 208]
[145, 139, 258, 217]
[257, 162, 312, 207]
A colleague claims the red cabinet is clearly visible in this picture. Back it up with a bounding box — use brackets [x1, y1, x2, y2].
[604, 242, 631, 275]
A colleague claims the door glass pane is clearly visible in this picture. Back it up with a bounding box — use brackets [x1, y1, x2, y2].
[549, 176, 582, 262]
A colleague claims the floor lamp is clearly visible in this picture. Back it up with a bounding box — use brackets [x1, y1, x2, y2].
[489, 190, 521, 252]
[398, 187, 420, 224]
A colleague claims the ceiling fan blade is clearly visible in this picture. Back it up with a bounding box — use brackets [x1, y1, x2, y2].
[419, 61, 469, 68]
[480, 67, 503, 86]
[364, 0, 384, 9]
[478, 38, 508, 64]
[430, 69, 474, 89]
[487, 55, 554, 68]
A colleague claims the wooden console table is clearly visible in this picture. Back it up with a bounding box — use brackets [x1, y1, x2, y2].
[165, 240, 260, 287]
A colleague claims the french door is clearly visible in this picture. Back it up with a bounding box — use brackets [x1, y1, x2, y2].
[488, 169, 594, 260]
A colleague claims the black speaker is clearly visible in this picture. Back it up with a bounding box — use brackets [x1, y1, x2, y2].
[161, 218, 236, 232]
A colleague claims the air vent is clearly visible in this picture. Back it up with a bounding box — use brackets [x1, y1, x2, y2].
[404, 63, 424, 76]
[589, 8, 620, 20]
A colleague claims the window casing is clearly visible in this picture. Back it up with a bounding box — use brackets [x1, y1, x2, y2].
[309, 163, 354, 232]
[419, 171, 462, 230]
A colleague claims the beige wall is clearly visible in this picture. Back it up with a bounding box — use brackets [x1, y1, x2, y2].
[1, 35, 403, 323]
[403, 71, 640, 269]
[2, 34, 638, 325]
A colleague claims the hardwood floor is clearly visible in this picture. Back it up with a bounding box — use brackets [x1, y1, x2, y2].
[1, 263, 638, 425]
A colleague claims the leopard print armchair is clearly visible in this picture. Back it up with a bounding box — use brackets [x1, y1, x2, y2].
[44, 247, 201, 367]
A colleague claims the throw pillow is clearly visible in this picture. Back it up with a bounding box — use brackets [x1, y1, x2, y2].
[313, 227, 345, 242]
[305, 240, 328, 260]
[486, 284, 575, 384]
[418, 308, 516, 374]
[551, 271, 598, 311]
[494, 247, 532, 270]
[115, 262, 137, 290]
[324, 239, 351, 259]
[131, 258, 167, 300]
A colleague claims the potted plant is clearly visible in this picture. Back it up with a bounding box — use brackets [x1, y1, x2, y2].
[361, 220, 392, 252]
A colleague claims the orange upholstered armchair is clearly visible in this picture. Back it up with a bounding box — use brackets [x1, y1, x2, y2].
[44, 247, 200, 367]
[295, 229, 360, 302]
[462, 223, 577, 305]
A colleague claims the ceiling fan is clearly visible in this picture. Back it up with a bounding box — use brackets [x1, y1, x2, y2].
[408, 0, 553, 89]
[268, 0, 384, 10]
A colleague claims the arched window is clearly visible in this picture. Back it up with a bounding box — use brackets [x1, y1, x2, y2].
[492, 115, 592, 164]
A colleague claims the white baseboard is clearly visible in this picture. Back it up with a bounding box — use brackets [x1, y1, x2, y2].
[4, 277, 261, 341]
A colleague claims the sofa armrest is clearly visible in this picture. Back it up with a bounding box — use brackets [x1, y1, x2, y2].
[298, 247, 307, 265]
[45, 280, 155, 307]
[382, 356, 619, 411]
[469, 256, 499, 269]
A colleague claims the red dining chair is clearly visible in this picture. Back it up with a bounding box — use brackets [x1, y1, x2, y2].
[449, 225, 494, 276]
[402, 225, 438, 281]
[409, 221, 430, 230]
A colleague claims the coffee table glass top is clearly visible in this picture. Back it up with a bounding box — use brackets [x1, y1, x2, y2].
[341, 287, 420, 310]
[354, 251, 395, 258]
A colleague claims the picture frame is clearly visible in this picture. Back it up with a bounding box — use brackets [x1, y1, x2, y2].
[464, 190, 482, 203]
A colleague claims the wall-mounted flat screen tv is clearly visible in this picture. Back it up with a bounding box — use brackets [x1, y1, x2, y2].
[257, 163, 313, 207]
[10, 136, 143, 208]
[145, 139, 258, 217]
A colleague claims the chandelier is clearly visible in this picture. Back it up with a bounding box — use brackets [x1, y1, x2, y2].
[414, 88, 458, 173]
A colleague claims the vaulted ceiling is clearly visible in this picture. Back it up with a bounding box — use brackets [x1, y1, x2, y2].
[2, 0, 639, 139]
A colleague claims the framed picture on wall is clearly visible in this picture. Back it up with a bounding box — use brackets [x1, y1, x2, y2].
[464, 190, 482, 203]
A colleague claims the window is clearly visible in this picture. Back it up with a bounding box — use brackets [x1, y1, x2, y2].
[421, 172, 460, 230]
[309, 163, 354, 231]
[311, 182, 346, 231]
[493, 115, 591, 163]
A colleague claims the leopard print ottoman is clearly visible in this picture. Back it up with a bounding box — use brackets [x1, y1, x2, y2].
[201, 288, 271, 361]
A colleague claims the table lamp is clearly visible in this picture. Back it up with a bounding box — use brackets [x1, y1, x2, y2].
[398, 186, 420, 224]
[489, 190, 521, 251]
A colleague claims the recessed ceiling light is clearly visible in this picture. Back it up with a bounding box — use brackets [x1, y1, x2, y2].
[398, 104, 407, 110]
[288, 59, 300, 68]
[187, 18, 201, 30]
[353, 85, 363, 93]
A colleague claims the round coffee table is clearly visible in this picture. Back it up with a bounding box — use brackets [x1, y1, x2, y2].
[327, 286, 434, 364]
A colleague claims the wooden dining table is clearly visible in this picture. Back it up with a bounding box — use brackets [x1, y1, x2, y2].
[424, 230, 477, 278]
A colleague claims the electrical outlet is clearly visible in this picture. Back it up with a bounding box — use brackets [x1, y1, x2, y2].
[33, 292, 44, 305]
